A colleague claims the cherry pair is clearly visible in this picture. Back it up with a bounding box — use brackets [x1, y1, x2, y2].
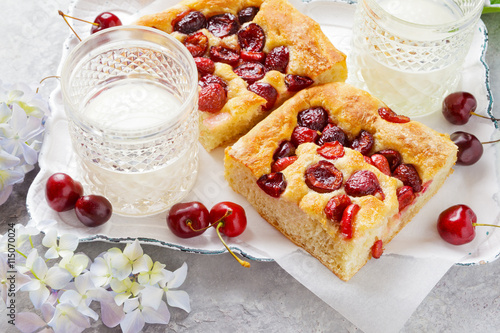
[167, 201, 250, 267]
[45, 173, 112, 227]
[442, 91, 500, 165]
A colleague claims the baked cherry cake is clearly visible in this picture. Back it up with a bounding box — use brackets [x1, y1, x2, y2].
[224, 82, 458, 281]
[137, 0, 347, 151]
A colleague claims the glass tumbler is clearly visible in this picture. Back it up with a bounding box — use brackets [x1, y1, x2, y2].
[61, 26, 199, 217]
[348, 0, 483, 117]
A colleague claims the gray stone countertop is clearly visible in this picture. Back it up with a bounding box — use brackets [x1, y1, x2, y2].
[0, 0, 499, 332]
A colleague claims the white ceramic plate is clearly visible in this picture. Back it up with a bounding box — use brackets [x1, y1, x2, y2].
[27, 0, 499, 265]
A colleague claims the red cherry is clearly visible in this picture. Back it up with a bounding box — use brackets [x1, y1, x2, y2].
[210, 202, 250, 267]
[450, 131, 483, 165]
[75, 195, 112, 227]
[167, 202, 210, 238]
[437, 204, 476, 245]
[45, 173, 83, 212]
[210, 202, 247, 237]
[91, 12, 122, 34]
[442, 92, 478, 125]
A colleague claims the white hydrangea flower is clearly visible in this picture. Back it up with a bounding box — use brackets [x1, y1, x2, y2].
[136, 254, 169, 286]
[42, 229, 79, 259]
[47, 302, 90, 333]
[140, 262, 191, 313]
[120, 296, 171, 333]
[58, 253, 90, 278]
[0, 81, 49, 119]
[110, 277, 144, 306]
[108, 240, 149, 281]
[89, 250, 116, 288]
[0, 103, 45, 166]
[19, 253, 73, 308]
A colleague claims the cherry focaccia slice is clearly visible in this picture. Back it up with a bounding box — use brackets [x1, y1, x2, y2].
[136, 0, 347, 151]
[224, 82, 457, 281]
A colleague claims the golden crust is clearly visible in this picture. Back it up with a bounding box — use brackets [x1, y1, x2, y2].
[137, 0, 347, 151]
[224, 82, 458, 281]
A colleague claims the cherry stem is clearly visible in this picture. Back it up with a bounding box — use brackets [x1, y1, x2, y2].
[473, 223, 500, 228]
[58, 10, 99, 42]
[471, 112, 500, 122]
[186, 210, 232, 232]
[35, 76, 61, 94]
[216, 222, 250, 268]
[481, 138, 500, 145]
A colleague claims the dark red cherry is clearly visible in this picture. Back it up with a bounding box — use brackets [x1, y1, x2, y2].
[45, 173, 83, 212]
[450, 131, 483, 166]
[173, 11, 207, 34]
[199, 74, 227, 90]
[442, 92, 477, 125]
[167, 201, 210, 238]
[344, 170, 384, 199]
[194, 57, 215, 75]
[304, 160, 343, 193]
[324, 194, 352, 223]
[291, 126, 320, 147]
[340, 203, 360, 239]
[297, 107, 329, 132]
[378, 107, 410, 123]
[233, 62, 266, 83]
[318, 124, 348, 146]
[248, 82, 278, 111]
[271, 156, 298, 173]
[198, 83, 226, 113]
[210, 201, 247, 237]
[375, 149, 402, 172]
[184, 32, 209, 57]
[265, 46, 289, 73]
[285, 74, 314, 92]
[437, 204, 476, 245]
[273, 140, 296, 160]
[317, 141, 345, 160]
[257, 172, 287, 198]
[209, 46, 240, 66]
[75, 195, 112, 227]
[392, 164, 422, 193]
[396, 186, 414, 212]
[238, 23, 265, 52]
[238, 7, 259, 24]
[207, 13, 240, 38]
[350, 130, 374, 156]
[91, 12, 122, 34]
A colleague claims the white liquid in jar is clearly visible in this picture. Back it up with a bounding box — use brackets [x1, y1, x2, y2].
[83, 79, 183, 133]
[74, 78, 199, 216]
[348, 0, 473, 117]
[379, 0, 462, 25]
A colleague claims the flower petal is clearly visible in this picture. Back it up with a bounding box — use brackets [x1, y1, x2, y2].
[45, 267, 72, 290]
[131, 254, 151, 274]
[29, 285, 50, 309]
[59, 234, 79, 253]
[15, 312, 47, 333]
[142, 301, 170, 325]
[167, 262, 188, 289]
[166, 290, 191, 313]
[123, 240, 143, 261]
[100, 298, 125, 328]
[139, 285, 164, 310]
[120, 309, 145, 333]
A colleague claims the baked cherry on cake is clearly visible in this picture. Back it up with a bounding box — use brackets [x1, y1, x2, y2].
[224, 82, 458, 281]
[136, 0, 347, 151]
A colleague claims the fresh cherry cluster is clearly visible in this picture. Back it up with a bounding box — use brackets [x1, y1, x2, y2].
[167, 201, 250, 267]
[437, 92, 500, 245]
[45, 173, 112, 227]
[174, 7, 313, 114]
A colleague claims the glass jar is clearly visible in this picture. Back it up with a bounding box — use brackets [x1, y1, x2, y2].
[61, 26, 199, 216]
[348, 0, 483, 117]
